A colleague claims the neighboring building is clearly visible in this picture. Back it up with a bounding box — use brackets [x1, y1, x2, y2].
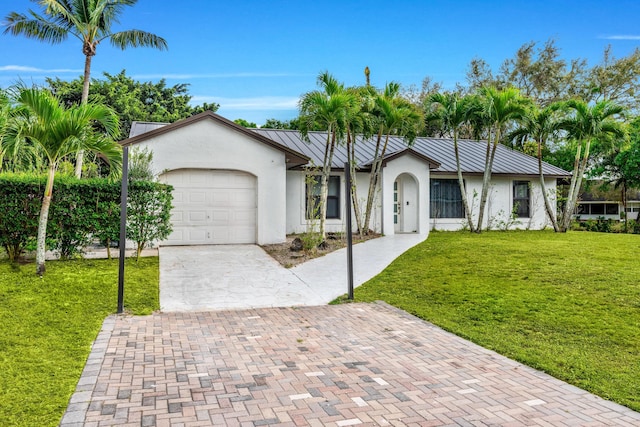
[121, 111, 571, 246]
[575, 190, 640, 221]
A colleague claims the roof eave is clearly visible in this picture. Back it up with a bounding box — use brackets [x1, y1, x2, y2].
[120, 111, 310, 167]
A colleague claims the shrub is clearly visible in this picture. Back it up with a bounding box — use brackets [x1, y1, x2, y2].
[0, 175, 172, 261]
[0, 174, 42, 260]
[127, 180, 173, 260]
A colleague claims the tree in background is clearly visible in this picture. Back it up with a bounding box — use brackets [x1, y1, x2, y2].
[233, 118, 257, 128]
[261, 118, 301, 129]
[2, 87, 121, 275]
[556, 99, 626, 232]
[580, 47, 640, 109]
[4, 0, 167, 177]
[46, 70, 219, 138]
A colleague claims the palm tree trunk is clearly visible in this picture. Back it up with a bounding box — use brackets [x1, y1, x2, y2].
[319, 130, 337, 241]
[453, 132, 475, 233]
[74, 54, 93, 178]
[537, 138, 559, 231]
[564, 139, 592, 231]
[560, 144, 583, 232]
[476, 128, 497, 232]
[363, 130, 383, 234]
[622, 182, 628, 233]
[36, 165, 56, 275]
[347, 131, 364, 236]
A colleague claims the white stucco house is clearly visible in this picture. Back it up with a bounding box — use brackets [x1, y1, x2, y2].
[120, 111, 571, 246]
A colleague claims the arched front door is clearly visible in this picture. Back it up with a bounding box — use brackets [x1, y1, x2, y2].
[393, 173, 419, 233]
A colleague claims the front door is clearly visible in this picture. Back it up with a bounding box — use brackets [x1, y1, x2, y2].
[394, 174, 418, 233]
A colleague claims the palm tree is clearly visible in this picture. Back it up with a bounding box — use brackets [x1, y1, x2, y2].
[4, 0, 167, 177]
[2, 87, 121, 275]
[344, 84, 375, 236]
[299, 72, 356, 241]
[508, 103, 563, 231]
[556, 99, 626, 232]
[425, 92, 478, 232]
[362, 82, 422, 234]
[475, 86, 528, 232]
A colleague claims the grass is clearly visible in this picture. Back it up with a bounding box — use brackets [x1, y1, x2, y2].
[349, 230, 640, 411]
[0, 257, 159, 427]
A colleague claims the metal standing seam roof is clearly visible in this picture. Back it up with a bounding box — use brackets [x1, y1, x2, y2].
[127, 120, 571, 177]
[251, 129, 571, 177]
[128, 121, 169, 137]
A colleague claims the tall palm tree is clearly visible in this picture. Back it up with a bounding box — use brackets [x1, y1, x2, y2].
[362, 82, 422, 234]
[425, 92, 477, 232]
[299, 72, 356, 241]
[556, 99, 626, 231]
[508, 103, 563, 231]
[344, 84, 375, 236]
[2, 87, 121, 275]
[475, 86, 528, 232]
[4, 0, 167, 177]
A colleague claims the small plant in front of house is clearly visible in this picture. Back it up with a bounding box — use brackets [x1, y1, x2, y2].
[303, 167, 323, 249]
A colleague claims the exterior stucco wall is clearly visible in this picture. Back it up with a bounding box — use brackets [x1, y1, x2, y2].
[285, 171, 381, 235]
[430, 175, 557, 231]
[131, 119, 287, 244]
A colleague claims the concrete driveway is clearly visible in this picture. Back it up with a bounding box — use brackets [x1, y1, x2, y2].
[159, 233, 427, 311]
[158, 245, 324, 311]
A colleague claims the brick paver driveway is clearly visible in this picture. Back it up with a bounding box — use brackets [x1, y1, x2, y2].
[62, 303, 639, 426]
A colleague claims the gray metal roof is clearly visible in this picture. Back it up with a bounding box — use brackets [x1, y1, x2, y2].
[252, 129, 571, 177]
[129, 121, 169, 138]
[128, 120, 570, 177]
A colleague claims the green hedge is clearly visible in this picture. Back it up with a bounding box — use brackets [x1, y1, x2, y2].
[0, 174, 173, 260]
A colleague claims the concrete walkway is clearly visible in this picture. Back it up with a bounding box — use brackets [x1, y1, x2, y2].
[60, 303, 640, 426]
[159, 233, 427, 311]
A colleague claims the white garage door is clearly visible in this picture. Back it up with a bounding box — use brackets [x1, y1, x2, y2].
[162, 169, 257, 245]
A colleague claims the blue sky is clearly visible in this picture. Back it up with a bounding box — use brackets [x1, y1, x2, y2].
[1, 0, 640, 125]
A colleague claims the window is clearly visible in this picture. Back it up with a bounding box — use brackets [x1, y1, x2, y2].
[306, 175, 340, 219]
[513, 181, 530, 218]
[605, 204, 619, 215]
[430, 179, 464, 218]
[590, 203, 605, 215]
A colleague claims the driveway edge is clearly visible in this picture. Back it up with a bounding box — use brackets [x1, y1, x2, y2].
[59, 315, 117, 427]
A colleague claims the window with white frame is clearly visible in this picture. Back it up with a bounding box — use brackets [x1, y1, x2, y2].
[306, 175, 340, 219]
[430, 179, 464, 218]
[513, 181, 530, 218]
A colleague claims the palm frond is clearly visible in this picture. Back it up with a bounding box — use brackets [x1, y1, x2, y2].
[108, 29, 168, 49]
[3, 11, 68, 43]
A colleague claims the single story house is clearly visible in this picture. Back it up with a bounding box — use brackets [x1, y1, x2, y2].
[120, 111, 571, 246]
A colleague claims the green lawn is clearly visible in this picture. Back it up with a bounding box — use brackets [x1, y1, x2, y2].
[350, 231, 640, 412]
[0, 257, 159, 427]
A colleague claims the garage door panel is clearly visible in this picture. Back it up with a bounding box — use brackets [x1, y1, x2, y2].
[188, 210, 208, 223]
[161, 169, 256, 245]
[171, 210, 184, 224]
[212, 210, 229, 225]
[188, 191, 207, 204]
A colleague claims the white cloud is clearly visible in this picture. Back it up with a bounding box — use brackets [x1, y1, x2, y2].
[0, 65, 82, 73]
[192, 95, 300, 110]
[133, 72, 305, 80]
[599, 35, 640, 40]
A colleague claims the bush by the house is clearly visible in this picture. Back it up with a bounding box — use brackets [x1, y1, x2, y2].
[0, 174, 172, 261]
[127, 180, 173, 260]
